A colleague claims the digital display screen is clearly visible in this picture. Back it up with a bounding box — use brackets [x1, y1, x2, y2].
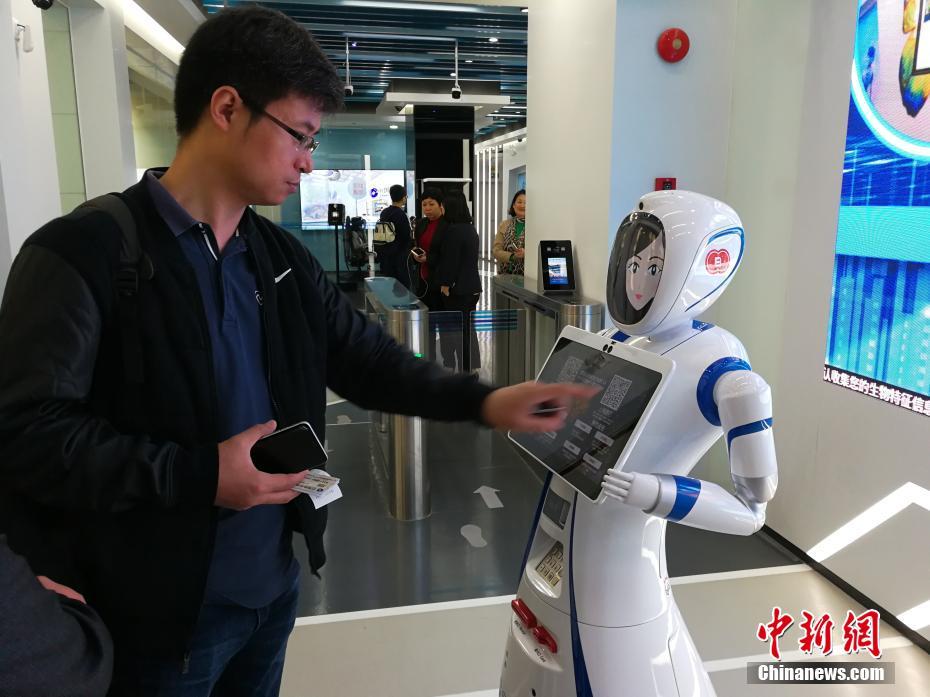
[540, 241, 575, 292]
[823, 0, 930, 418]
[547, 257, 569, 285]
[510, 338, 663, 501]
[300, 169, 405, 225]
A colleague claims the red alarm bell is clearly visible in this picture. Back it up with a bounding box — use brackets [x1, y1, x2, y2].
[657, 27, 690, 63]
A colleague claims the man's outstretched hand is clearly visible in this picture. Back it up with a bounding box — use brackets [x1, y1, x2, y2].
[480, 381, 600, 432]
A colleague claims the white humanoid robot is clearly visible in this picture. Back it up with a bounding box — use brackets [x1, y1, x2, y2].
[500, 190, 777, 697]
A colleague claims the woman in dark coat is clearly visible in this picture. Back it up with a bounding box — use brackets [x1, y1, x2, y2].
[430, 190, 482, 372]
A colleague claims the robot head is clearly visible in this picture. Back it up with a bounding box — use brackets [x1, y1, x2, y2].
[606, 190, 744, 337]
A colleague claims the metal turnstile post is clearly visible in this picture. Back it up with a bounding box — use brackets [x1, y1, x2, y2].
[492, 275, 605, 384]
[364, 277, 431, 520]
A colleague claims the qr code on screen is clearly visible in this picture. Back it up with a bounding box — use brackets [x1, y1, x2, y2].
[601, 375, 632, 410]
[557, 356, 584, 383]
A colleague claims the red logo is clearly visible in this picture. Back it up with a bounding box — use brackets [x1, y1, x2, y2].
[842, 609, 882, 658]
[705, 248, 730, 275]
[756, 608, 882, 661]
[757, 607, 794, 660]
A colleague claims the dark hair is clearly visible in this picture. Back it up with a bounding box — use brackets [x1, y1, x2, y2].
[420, 188, 444, 206]
[606, 212, 666, 326]
[389, 184, 406, 203]
[508, 189, 526, 218]
[174, 6, 344, 137]
[442, 191, 473, 225]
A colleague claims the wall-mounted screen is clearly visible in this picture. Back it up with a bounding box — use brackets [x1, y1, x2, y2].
[824, 0, 930, 418]
[300, 169, 405, 225]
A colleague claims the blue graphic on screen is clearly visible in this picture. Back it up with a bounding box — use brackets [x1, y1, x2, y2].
[825, 0, 930, 415]
[548, 257, 569, 285]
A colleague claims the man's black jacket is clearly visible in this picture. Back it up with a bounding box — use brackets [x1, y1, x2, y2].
[0, 179, 493, 657]
[377, 204, 412, 258]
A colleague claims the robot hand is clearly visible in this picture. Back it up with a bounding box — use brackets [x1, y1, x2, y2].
[601, 468, 660, 511]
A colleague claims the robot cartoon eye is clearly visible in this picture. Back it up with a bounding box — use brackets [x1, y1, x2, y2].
[627, 260, 640, 273]
[647, 263, 662, 276]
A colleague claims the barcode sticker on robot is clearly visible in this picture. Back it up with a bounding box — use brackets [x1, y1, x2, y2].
[601, 375, 633, 411]
[557, 356, 584, 383]
[535, 542, 564, 589]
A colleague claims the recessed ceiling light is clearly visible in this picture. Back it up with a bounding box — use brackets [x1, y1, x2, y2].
[465, 59, 473, 63]
[389, 124, 399, 129]
[450, 72, 456, 77]
[521, 7, 529, 12]
[488, 37, 498, 43]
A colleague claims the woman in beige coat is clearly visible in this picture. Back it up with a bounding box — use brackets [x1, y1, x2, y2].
[493, 189, 526, 274]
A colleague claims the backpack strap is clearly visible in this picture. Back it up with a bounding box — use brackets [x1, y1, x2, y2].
[77, 193, 154, 385]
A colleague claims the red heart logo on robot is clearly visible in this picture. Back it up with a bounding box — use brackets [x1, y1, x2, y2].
[704, 249, 730, 275]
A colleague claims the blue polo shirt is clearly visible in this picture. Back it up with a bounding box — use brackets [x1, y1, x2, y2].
[145, 171, 297, 608]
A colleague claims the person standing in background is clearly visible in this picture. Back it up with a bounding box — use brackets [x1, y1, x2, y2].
[493, 189, 526, 275]
[412, 188, 448, 310]
[377, 184, 413, 288]
[432, 191, 482, 372]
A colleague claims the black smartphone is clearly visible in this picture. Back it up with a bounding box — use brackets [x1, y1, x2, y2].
[250, 421, 327, 474]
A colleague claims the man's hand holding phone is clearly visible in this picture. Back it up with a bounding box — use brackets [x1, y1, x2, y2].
[215, 420, 308, 511]
[411, 246, 426, 264]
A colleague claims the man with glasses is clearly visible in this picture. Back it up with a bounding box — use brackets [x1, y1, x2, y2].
[0, 6, 594, 697]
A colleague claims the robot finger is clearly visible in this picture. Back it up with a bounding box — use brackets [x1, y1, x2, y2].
[602, 471, 629, 483]
[601, 482, 630, 499]
[606, 468, 634, 484]
[601, 488, 625, 502]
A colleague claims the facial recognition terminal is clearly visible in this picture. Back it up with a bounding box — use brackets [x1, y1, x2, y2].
[538, 240, 576, 293]
[509, 326, 672, 501]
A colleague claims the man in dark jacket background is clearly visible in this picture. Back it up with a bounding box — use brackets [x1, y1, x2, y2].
[0, 537, 113, 697]
[0, 7, 593, 697]
[377, 184, 413, 288]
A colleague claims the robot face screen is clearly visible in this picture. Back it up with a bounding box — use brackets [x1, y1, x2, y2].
[607, 212, 666, 326]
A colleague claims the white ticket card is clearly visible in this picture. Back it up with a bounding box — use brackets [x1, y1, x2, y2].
[293, 469, 343, 509]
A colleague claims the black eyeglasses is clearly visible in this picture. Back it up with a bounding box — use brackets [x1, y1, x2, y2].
[242, 97, 319, 154]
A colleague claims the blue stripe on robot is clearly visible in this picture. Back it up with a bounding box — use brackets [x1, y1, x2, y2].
[569, 494, 594, 697]
[519, 471, 553, 584]
[691, 319, 714, 332]
[667, 476, 701, 522]
[726, 418, 774, 449]
[611, 329, 630, 342]
[696, 356, 752, 426]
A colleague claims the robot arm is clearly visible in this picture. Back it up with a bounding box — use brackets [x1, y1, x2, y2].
[602, 370, 777, 536]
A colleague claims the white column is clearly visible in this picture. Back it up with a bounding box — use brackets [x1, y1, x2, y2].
[70, 0, 137, 196]
[0, 0, 62, 289]
[484, 148, 493, 258]
[526, 0, 738, 301]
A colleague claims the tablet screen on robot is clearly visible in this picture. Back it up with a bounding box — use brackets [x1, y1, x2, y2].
[509, 333, 668, 502]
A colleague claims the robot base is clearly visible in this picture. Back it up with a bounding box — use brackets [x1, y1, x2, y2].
[499, 589, 716, 697]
